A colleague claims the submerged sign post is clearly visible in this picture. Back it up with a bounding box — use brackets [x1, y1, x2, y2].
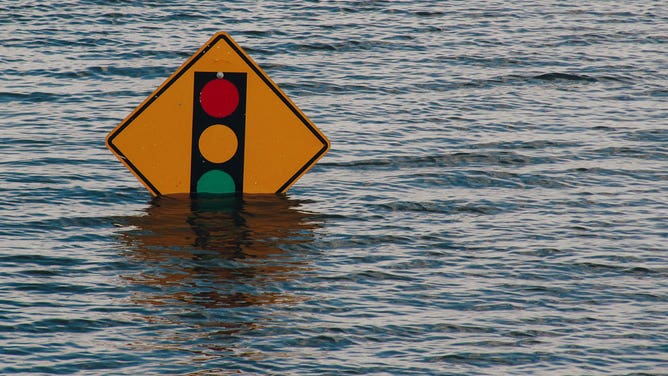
[106, 32, 329, 196]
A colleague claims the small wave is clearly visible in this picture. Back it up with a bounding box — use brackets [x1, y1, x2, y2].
[321, 151, 545, 170]
[0, 91, 62, 103]
[531, 72, 633, 83]
[533, 72, 597, 82]
[646, 88, 668, 97]
[415, 72, 632, 93]
[68, 65, 174, 79]
[473, 139, 582, 150]
[377, 200, 505, 215]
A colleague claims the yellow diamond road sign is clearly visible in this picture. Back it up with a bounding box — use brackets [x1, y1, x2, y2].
[106, 32, 330, 196]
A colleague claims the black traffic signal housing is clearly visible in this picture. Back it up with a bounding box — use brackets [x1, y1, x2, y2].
[190, 72, 247, 195]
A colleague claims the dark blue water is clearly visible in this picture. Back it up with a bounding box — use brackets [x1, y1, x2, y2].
[2, 1, 668, 374]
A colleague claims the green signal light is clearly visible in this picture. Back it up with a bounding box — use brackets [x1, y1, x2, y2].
[196, 170, 236, 194]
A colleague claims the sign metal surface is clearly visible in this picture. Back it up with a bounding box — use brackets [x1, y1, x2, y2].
[106, 32, 330, 196]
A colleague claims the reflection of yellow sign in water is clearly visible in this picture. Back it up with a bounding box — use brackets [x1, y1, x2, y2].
[106, 32, 330, 196]
[120, 195, 320, 310]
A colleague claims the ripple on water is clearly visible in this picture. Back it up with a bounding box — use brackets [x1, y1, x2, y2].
[1, 1, 668, 374]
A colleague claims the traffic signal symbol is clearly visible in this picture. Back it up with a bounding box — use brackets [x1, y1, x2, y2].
[106, 32, 329, 196]
[191, 72, 247, 195]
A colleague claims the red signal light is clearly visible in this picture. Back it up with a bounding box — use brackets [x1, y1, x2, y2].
[199, 78, 240, 118]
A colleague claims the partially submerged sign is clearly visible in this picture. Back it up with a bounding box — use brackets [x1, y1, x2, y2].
[106, 32, 330, 196]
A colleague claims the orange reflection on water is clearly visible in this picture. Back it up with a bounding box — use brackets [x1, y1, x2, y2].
[119, 194, 321, 310]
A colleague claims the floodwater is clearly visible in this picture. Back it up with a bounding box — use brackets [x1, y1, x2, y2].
[2, 1, 668, 374]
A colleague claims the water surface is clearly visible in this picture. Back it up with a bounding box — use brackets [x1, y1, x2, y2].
[1, 1, 667, 374]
